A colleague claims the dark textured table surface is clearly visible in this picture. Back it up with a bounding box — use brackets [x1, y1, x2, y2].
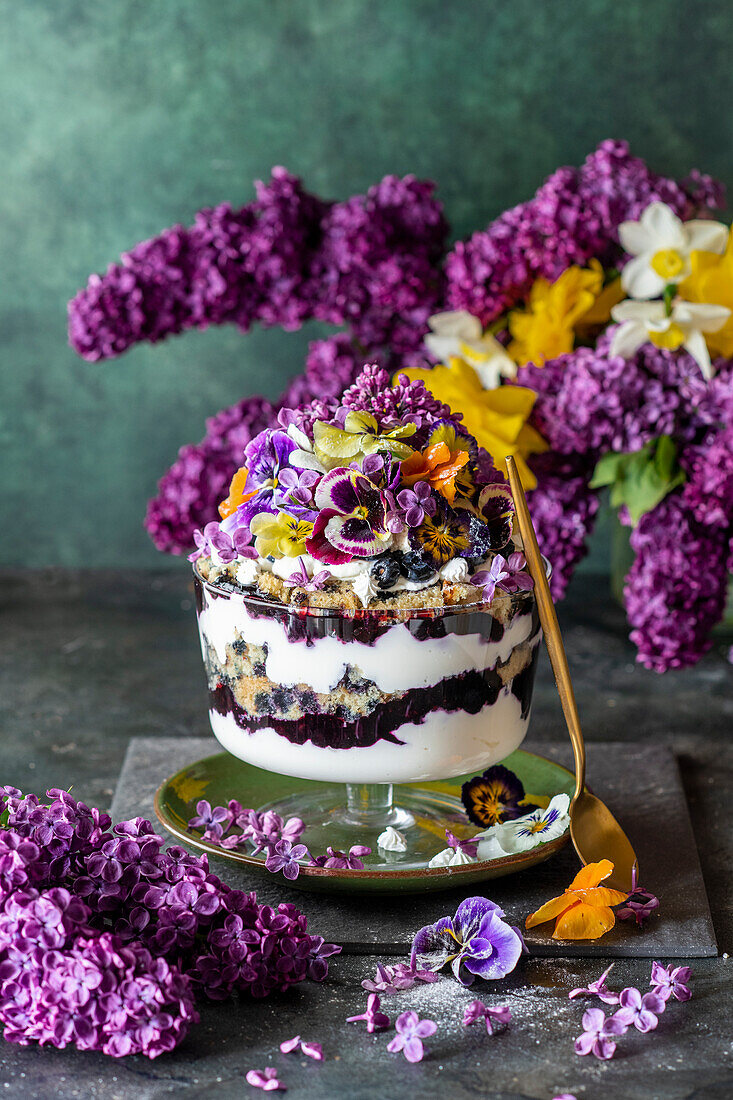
[0, 567, 732, 1100]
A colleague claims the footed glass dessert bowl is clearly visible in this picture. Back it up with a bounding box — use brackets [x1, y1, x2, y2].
[193, 562, 543, 868]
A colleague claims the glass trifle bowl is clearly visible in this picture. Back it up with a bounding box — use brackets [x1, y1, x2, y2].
[193, 558, 543, 867]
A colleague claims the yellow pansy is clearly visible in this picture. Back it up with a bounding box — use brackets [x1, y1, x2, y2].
[249, 511, 313, 559]
[398, 357, 547, 490]
[507, 261, 616, 367]
[678, 229, 733, 359]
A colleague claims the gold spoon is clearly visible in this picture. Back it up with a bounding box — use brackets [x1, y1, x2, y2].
[506, 455, 637, 893]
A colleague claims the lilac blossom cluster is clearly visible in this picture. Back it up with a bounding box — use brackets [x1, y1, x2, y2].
[68, 169, 445, 361]
[0, 787, 340, 1058]
[444, 139, 724, 325]
[521, 340, 733, 664]
[571, 960, 692, 1061]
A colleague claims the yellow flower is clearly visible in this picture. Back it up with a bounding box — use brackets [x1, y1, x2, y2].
[398, 357, 547, 490]
[507, 260, 616, 367]
[678, 228, 733, 359]
[526, 859, 628, 941]
[249, 511, 313, 559]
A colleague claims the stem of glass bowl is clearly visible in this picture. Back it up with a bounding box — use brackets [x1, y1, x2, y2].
[340, 783, 415, 830]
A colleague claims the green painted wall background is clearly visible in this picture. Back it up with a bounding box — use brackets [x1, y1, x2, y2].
[1, 0, 731, 567]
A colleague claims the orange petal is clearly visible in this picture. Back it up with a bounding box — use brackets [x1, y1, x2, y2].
[568, 859, 615, 892]
[424, 442, 451, 467]
[573, 886, 628, 908]
[219, 467, 250, 519]
[525, 894, 573, 929]
[552, 902, 616, 941]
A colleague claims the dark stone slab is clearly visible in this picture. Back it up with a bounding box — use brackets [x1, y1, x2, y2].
[112, 736, 716, 958]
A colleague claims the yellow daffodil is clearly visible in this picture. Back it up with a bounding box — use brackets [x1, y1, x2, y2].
[507, 261, 614, 367]
[398, 357, 547, 489]
[249, 511, 313, 559]
[679, 228, 733, 359]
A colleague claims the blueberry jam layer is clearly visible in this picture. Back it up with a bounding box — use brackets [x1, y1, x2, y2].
[209, 645, 539, 751]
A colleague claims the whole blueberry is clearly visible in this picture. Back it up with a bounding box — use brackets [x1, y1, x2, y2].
[370, 553, 401, 589]
[400, 551, 437, 583]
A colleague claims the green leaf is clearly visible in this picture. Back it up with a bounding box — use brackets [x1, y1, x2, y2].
[590, 436, 686, 526]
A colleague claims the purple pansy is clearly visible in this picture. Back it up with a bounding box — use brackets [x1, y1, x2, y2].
[234, 429, 296, 526]
[310, 468, 390, 559]
[347, 992, 390, 1032]
[650, 961, 692, 1002]
[245, 1067, 286, 1092]
[476, 484, 515, 548]
[279, 1035, 323, 1060]
[411, 896, 525, 985]
[386, 1010, 437, 1063]
[568, 964, 620, 1006]
[613, 987, 666, 1033]
[574, 1007, 627, 1060]
[265, 841, 309, 881]
[444, 831, 479, 858]
[361, 961, 439, 995]
[462, 998, 512, 1035]
[472, 552, 534, 603]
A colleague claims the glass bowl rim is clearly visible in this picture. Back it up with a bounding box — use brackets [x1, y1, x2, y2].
[192, 554, 551, 621]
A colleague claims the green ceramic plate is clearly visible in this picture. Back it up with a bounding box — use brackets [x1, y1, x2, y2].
[154, 749, 574, 894]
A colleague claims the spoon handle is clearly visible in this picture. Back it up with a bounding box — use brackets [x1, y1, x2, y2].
[506, 457, 586, 802]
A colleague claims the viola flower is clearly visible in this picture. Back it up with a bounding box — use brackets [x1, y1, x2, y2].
[461, 764, 532, 828]
[400, 441, 469, 504]
[236, 429, 297, 525]
[477, 483, 515, 549]
[424, 309, 517, 387]
[218, 466, 251, 520]
[650, 961, 692, 1003]
[462, 999, 512, 1035]
[346, 993, 390, 1032]
[245, 1067, 286, 1092]
[610, 298, 730, 380]
[618, 201, 727, 299]
[613, 987, 666, 1033]
[616, 866, 660, 926]
[525, 859, 628, 941]
[313, 410, 416, 471]
[408, 498, 472, 570]
[568, 964, 620, 1006]
[361, 962, 439, 995]
[574, 1007, 627, 1061]
[411, 896, 525, 985]
[386, 1010, 437, 1064]
[281, 557, 331, 591]
[264, 840, 309, 881]
[310, 468, 390, 559]
[249, 511, 314, 559]
[471, 552, 534, 604]
[279, 1035, 324, 1060]
[490, 794, 570, 855]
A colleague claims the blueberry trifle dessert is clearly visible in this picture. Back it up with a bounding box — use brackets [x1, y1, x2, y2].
[191, 365, 542, 787]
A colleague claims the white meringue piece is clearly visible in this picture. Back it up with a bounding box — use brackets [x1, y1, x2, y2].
[377, 826, 407, 853]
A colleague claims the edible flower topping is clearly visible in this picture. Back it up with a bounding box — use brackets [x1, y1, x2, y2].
[408, 498, 472, 569]
[281, 558, 331, 591]
[471, 552, 533, 603]
[525, 859, 628, 941]
[250, 512, 314, 559]
[313, 411, 416, 471]
[310, 468, 390, 559]
[400, 441, 469, 504]
[411, 896, 525, 985]
[236, 429, 296, 524]
[218, 466, 253, 519]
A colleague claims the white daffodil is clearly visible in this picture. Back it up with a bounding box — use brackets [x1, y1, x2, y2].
[490, 793, 570, 855]
[618, 202, 728, 300]
[424, 309, 517, 388]
[610, 299, 731, 381]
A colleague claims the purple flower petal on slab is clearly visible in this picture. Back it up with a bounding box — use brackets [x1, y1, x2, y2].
[387, 1010, 437, 1063]
[650, 961, 692, 1002]
[568, 963, 620, 1005]
[246, 1067, 286, 1091]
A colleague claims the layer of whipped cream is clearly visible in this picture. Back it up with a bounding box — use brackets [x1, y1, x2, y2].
[197, 584, 534, 696]
[209, 687, 530, 784]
